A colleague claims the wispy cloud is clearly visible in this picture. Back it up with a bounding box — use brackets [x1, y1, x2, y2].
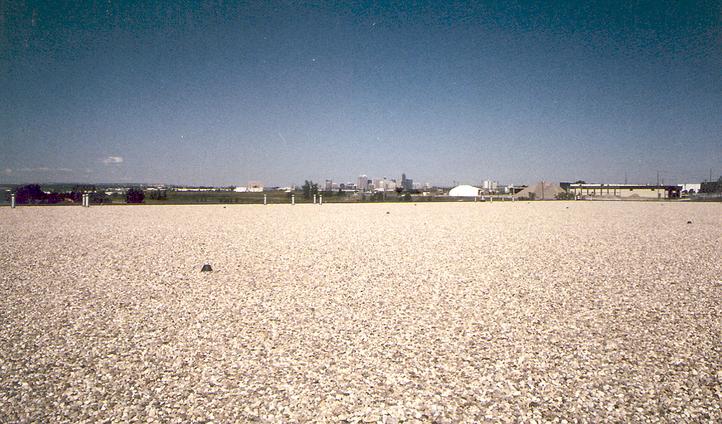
[2, 168, 12, 175]
[101, 156, 124, 165]
[15, 167, 73, 173]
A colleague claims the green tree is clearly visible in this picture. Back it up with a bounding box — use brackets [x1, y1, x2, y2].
[69, 185, 97, 203]
[14, 184, 46, 204]
[89, 191, 112, 204]
[126, 187, 145, 204]
[46, 192, 63, 204]
[302, 180, 319, 199]
[148, 190, 168, 201]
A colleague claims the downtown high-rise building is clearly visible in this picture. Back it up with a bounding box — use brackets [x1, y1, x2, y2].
[401, 173, 413, 191]
[357, 175, 369, 191]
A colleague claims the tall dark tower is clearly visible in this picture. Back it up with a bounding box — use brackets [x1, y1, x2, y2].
[401, 173, 413, 191]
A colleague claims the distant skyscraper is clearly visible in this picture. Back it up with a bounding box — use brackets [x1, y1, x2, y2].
[357, 175, 368, 191]
[373, 178, 389, 191]
[325, 179, 333, 191]
[401, 173, 413, 191]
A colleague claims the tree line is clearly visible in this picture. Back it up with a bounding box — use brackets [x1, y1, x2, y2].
[7, 184, 147, 204]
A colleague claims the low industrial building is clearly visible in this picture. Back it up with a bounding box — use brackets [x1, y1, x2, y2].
[680, 183, 701, 193]
[514, 181, 564, 200]
[569, 183, 680, 199]
[247, 181, 264, 192]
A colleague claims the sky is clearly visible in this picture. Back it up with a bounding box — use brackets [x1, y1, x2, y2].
[1, 1, 720, 187]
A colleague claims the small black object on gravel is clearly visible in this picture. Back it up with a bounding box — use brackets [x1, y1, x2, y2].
[201, 264, 213, 272]
[386, 211, 390, 214]
[687, 221, 692, 224]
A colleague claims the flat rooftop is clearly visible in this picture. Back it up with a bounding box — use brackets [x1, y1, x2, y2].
[1, 202, 720, 421]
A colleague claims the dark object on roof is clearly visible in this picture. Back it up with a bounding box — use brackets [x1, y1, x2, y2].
[201, 264, 213, 272]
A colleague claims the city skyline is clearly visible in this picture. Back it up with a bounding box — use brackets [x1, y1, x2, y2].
[2, 2, 720, 186]
[0, 167, 716, 189]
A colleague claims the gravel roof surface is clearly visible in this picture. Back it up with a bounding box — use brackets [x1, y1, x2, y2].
[1, 202, 720, 422]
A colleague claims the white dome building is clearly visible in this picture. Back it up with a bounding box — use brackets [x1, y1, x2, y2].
[449, 185, 481, 197]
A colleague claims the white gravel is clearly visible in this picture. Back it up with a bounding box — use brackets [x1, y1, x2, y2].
[1, 202, 720, 422]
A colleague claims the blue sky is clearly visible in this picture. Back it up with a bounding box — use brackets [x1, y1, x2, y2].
[1, 1, 720, 186]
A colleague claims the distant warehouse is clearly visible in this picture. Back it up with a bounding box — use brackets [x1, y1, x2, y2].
[569, 183, 681, 199]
